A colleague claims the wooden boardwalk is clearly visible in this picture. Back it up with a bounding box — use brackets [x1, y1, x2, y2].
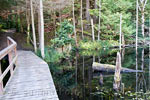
[0, 51, 59, 100]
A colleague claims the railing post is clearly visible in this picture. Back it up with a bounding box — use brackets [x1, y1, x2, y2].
[14, 47, 17, 66]
[0, 61, 3, 95]
[7, 39, 13, 76]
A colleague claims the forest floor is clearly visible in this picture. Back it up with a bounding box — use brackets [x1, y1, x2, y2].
[0, 29, 33, 51]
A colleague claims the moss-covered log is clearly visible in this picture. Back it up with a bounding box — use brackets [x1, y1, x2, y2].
[92, 62, 143, 73]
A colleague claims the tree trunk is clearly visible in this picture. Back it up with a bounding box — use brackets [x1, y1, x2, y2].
[141, 49, 144, 70]
[141, 8, 145, 38]
[136, 0, 139, 54]
[53, 11, 56, 37]
[86, 0, 90, 21]
[139, 0, 148, 42]
[30, 0, 37, 52]
[27, 22, 30, 44]
[92, 62, 143, 73]
[93, 0, 97, 23]
[119, 14, 122, 51]
[59, 4, 62, 23]
[73, 0, 77, 45]
[38, 11, 41, 49]
[91, 19, 95, 41]
[98, 0, 101, 40]
[113, 52, 121, 91]
[39, 0, 45, 58]
[80, 0, 84, 39]
[26, 0, 30, 44]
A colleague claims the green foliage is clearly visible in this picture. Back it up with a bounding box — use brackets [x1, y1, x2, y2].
[51, 20, 74, 47]
[79, 40, 119, 51]
[89, 0, 135, 42]
[36, 47, 63, 63]
[79, 48, 118, 57]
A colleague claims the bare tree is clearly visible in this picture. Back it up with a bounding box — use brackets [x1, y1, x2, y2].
[30, 0, 37, 52]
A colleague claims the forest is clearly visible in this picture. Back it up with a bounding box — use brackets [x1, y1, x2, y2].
[1, 0, 150, 100]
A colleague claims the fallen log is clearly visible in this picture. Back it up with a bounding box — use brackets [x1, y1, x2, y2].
[92, 62, 143, 73]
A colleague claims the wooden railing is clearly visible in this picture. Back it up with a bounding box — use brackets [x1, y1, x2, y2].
[0, 37, 17, 95]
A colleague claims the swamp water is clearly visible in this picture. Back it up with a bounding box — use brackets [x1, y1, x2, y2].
[49, 47, 150, 100]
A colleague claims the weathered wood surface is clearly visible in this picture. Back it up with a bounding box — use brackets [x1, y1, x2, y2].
[92, 62, 143, 73]
[0, 37, 17, 94]
[0, 51, 59, 100]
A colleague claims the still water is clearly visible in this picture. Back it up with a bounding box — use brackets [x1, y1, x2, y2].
[49, 47, 150, 100]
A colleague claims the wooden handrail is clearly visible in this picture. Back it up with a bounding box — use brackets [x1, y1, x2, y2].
[0, 37, 17, 60]
[0, 37, 17, 95]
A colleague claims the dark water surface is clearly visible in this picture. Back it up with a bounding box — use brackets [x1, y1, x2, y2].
[49, 47, 150, 100]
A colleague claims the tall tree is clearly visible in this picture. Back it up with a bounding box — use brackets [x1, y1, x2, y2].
[30, 0, 37, 52]
[39, 0, 45, 58]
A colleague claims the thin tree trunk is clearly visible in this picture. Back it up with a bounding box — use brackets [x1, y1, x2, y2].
[82, 56, 85, 100]
[91, 19, 95, 41]
[30, 0, 37, 52]
[59, 4, 62, 23]
[94, 0, 98, 11]
[73, 0, 77, 45]
[86, 0, 90, 21]
[26, 0, 30, 44]
[38, 11, 41, 49]
[53, 11, 56, 37]
[136, 0, 138, 54]
[39, 0, 45, 58]
[81, 0, 84, 39]
[139, 0, 148, 41]
[141, 49, 144, 70]
[136, 1, 138, 93]
[93, 0, 98, 23]
[27, 22, 30, 44]
[119, 14, 122, 51]
[141, 8, 145, 37]
[98, 0, 101, 40]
